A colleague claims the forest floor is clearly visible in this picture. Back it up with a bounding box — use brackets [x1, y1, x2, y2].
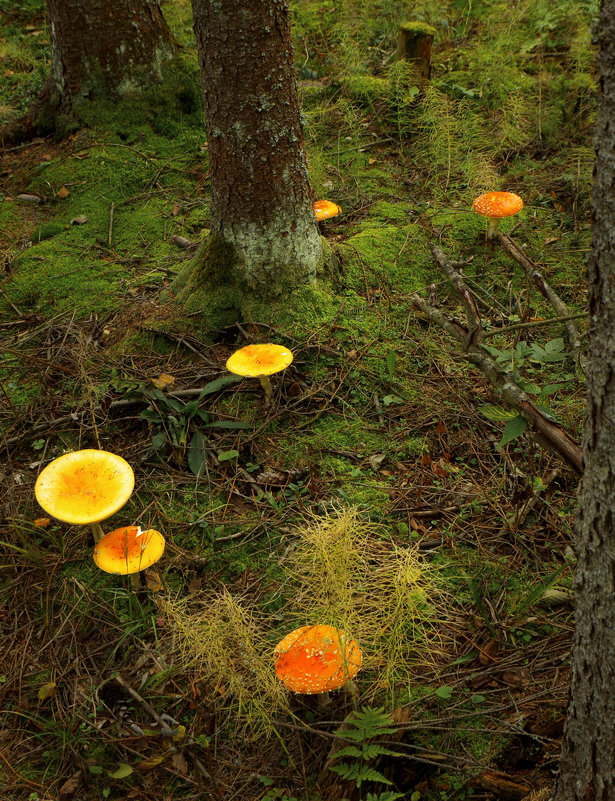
[0, 0, 597, 799]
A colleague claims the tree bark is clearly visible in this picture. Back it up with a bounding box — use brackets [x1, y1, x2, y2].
[180, 0, 323, 305]
[1, 0, 175, 147]
[552, 2, 615, 799]
[396, 22, 436, 83]
[47, 0, 174, 109]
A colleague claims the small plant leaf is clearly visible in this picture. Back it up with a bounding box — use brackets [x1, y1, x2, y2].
[218, 450, 239, 462]
[205, 420, 251, 430]
[332, 745, 363, 759]
[37, 681, 57, 700]
[499, 415, 528, 445]
[435, 685, 453, 699]
[382, 394, 404, 406]
[479, 404, 518, 422]
[544, 338, 565, 353]
[197, 374, 242, 400]
[188, 431, 207, 477]
[108, 763, 133, 779]
[386, 349, 396, 380]
[150, 431, 167, 452]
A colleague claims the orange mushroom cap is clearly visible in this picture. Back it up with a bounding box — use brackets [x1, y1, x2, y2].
[314, 200, 342, 221]
[35, 450, 134, 525]
[472, 191, 523, 219]
[226, 343, 293, 378]
[93, 526, 165, 575]
[274, 624, 362, 694]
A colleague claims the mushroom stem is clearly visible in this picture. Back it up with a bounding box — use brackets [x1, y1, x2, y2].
[317, 692, 331, 708]
[487, 217, 501, 239]
[130, 572, 142, 591]
[259, 375, 273, 401]
[90, 522, 105, 543]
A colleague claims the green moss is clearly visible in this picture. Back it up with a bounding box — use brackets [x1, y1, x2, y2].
[76, 54, 202, 139]
[341, 223, 431, 295]
[342, 75, 391, 104]
[398, 21, 437, 38]
[31, 222, 64, 242]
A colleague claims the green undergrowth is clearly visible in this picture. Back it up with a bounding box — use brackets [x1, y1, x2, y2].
[160, 507, 443, 737]
[0, 0, 594, 794]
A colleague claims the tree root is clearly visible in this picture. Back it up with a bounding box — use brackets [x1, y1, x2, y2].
[0, 79, 56, 150]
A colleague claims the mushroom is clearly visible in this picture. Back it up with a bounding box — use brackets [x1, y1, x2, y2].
[274, 624, 362, 706]
[226, 343, 293, 402]
[34, 449, 134, 543]
[314, 200, 342, 222]
[93, 525, 165, 590]
[472, 191, 523, 239]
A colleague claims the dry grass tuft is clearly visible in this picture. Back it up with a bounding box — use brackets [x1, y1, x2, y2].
[284, 507, 444, 699]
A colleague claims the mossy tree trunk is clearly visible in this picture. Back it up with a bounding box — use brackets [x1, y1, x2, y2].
[176, 0, 323, 314]
[1, 0, 175, 146]
[552, 2, 615, 799]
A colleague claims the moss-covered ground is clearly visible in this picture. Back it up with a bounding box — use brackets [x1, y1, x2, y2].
[0, 0, 594, 798]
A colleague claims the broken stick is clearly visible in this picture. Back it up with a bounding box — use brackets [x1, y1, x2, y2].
[497, 233, 582, 365]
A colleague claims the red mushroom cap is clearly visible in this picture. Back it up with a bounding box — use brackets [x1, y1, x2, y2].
[473, 191, 523, 219]
[274, 624, 362, 694]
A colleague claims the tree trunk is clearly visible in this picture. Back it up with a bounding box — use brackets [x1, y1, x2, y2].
[1, 0, 175, 146]
[48, 0, 174, 108]
[552, 2, 615, 799]
[177, 0, 323, 309]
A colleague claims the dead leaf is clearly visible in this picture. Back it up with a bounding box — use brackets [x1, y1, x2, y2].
[4, 69, 14, 77]
[286, 381, 302, 397]
[151, 373, 175, 390]
[171, 203, 181, 216]
[478, 639, 499, 665]
[432, 460, 449, 478]
[136, 754, 166, 771]
[368, 453, 386, 471]
[368, 158, 377, 165]
[56, 186, 70, 199]
[188, 577, 202, 593]
[544, 236, 559, 245]
[409, 517, 427, 535]
[70, 215, 88, 225]
[34, 517, 51, 528]
[38, 681, 57, 700]
[59, 770, 83, 799]
[171, 752, 188, 774]
[500, 667, 530, 687]
[144, 570, 164, 592]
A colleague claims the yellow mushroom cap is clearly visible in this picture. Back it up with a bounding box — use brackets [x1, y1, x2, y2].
[226, 343, 293, 378]
[274, 624, 362, 694]
[93, 526, 165, 575]
[473, 191, 523, 219]
[35, 450, 134, 525]
[314, 200, 342, 221]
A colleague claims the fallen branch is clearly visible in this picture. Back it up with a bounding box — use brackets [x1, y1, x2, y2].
[413, 248, 583, 473]
[497, 233, 582, 363]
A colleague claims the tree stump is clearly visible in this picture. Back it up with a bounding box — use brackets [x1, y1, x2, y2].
[396, 22, 437, 83]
